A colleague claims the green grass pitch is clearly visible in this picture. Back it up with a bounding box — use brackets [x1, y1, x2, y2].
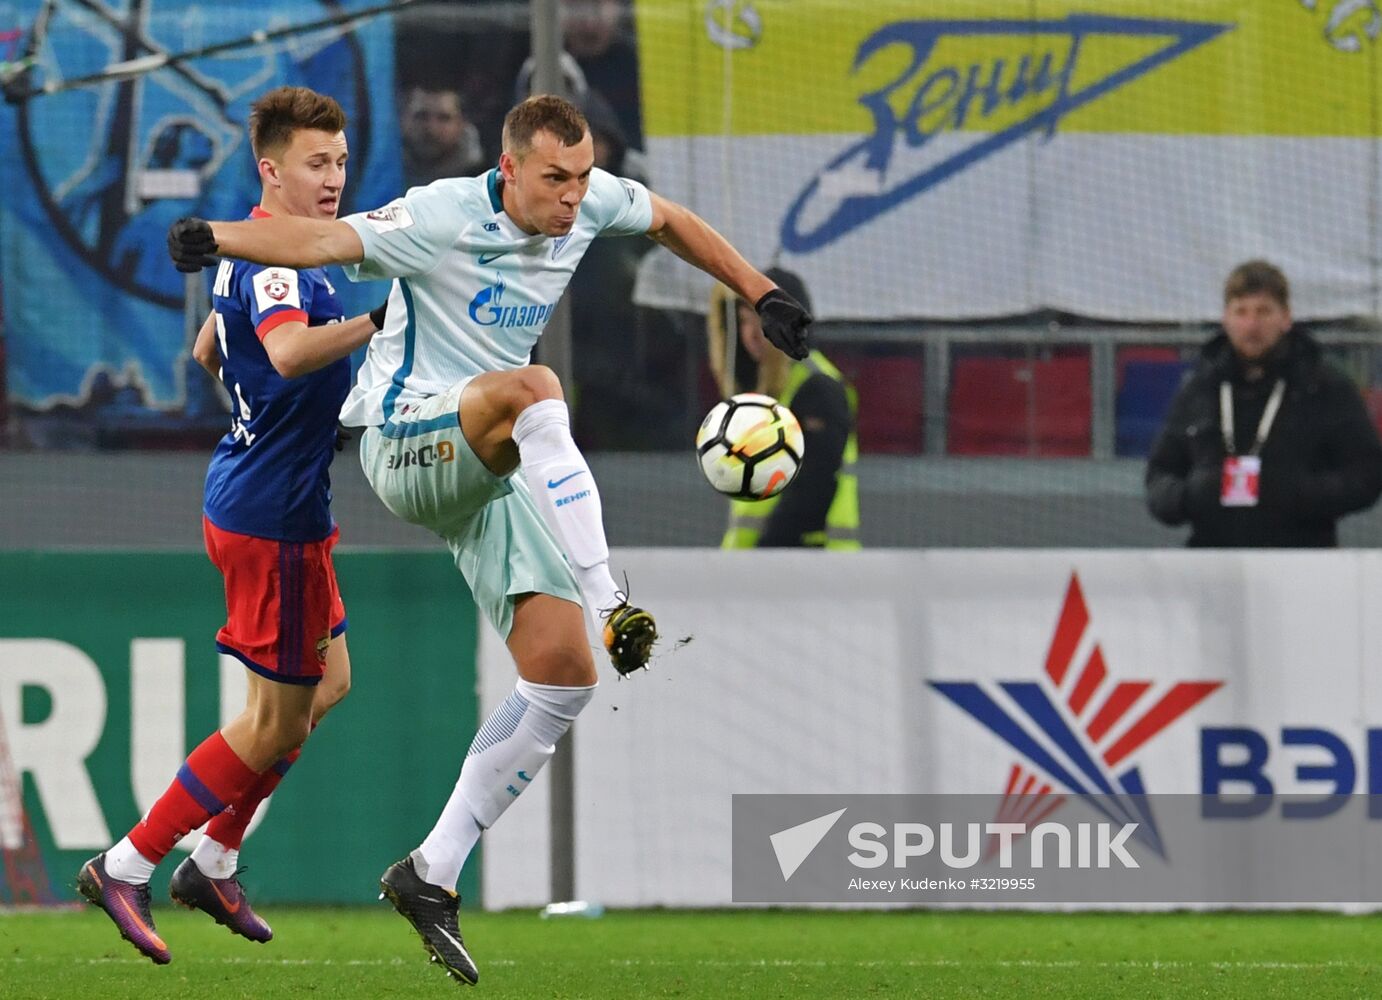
[2, 907, 1381, 998]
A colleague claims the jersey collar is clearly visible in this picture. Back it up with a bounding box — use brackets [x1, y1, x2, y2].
[486, 169, 504, 214]
[250, 206, 273, 219]
[482, 169, 547, 244]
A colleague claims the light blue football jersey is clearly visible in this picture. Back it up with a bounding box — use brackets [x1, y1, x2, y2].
[338, 167, 652, 427]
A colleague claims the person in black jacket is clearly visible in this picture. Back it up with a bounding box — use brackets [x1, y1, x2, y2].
[1146, 260, 1382, 547]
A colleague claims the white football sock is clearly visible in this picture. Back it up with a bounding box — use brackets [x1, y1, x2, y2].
[190, 836, 239, 880]
[103, 836, 157, 884]
[512, 399, 623, 617]
[413, 795, 482, 892]
[415, 679, 597, 890]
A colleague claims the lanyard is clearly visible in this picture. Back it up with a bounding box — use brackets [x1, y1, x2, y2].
[1220, 379, 1285, 457]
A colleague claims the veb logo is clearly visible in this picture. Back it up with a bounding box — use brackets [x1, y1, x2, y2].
[930, 573, 1223, 857]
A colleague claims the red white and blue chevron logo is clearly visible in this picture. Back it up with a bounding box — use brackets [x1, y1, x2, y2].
[930, 572, 1223, 858]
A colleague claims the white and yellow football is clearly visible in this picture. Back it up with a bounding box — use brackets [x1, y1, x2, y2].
[694, 393, 805, 500]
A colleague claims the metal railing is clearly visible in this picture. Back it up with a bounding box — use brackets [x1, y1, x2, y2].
[818, 319, 1382, 457]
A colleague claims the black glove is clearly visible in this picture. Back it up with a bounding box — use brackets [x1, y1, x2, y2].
[167, 217, 219, 273]
[755, 287, 812, 360]
[334, 425, 353, 452]
[369, 299, 388, 331]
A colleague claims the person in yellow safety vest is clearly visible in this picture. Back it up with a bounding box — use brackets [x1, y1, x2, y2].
[707, 267, 861, 549]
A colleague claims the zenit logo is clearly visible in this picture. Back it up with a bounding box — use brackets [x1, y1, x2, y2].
[554, 489, 592, 508]
[782, 15, 1230, 252]
[929, 573, 1222, 858]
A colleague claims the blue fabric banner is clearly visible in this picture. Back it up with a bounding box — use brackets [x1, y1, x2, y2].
[0, 0, 399, 433]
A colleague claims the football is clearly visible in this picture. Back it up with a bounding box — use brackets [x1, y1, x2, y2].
[695, 393, 805, 499]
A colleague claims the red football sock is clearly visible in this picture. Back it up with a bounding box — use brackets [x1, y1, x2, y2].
[205, 747, 301, 851]
[127, 731, 260, 864]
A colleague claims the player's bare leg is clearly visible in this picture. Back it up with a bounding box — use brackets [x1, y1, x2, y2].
[381, 595, 596, 986]
[310, 634, 353, 720]
[181, 641, 349, 932]
[220, 672, 318, 773]
[79, 676, 313, 961]
[459, 366, 657, 672]
[170, 668, 320, 939]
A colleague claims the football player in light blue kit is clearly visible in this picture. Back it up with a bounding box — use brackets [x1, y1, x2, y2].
[167, 94, 811, 985]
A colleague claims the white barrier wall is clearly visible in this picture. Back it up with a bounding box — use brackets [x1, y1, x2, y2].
[480, 550, 1382, 909]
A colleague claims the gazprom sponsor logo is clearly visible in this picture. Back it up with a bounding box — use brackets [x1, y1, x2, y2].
[467, 272, 557, 328]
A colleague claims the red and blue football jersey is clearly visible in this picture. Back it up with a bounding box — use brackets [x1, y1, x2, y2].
[203, 208, 349, 542]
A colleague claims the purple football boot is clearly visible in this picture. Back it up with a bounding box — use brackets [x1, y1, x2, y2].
[169, 857, 273, 943]
[76, 853, 172, 964]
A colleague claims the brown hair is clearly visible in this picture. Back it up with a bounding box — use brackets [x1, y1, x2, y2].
[501, 94, 588, 159]
[1224, 259, 1290, 309]
[248, 86, 347, 159]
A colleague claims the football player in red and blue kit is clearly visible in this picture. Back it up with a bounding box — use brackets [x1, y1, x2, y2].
[77, 86, 387, 964]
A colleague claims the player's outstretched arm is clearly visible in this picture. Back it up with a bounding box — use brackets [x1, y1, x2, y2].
[168, 216, 364, 272]
[646, 192, 812, 360]
[262, 300, 389, 380]
[646, 192, 772, 303]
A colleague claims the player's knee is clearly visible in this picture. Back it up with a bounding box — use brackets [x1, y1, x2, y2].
[523, 643, 597, 687]
[254, 710, 312, 762]
[507, 365, 565, 412]
[317, 673, 350, 714]
[270, 717, 312, 760]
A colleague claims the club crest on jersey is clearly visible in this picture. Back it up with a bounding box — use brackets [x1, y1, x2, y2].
[252, 268, 302, 313]
[364, 203, 415, 233]
[467, 272, 557, 328]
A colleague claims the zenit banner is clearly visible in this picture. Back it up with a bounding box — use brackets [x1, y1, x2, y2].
[634, 0, 1382, 322]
